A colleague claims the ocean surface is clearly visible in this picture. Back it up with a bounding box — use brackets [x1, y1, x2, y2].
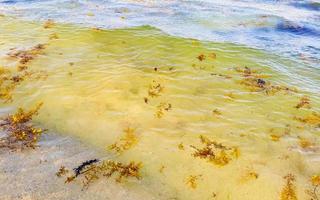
[0, 0, 319, 200]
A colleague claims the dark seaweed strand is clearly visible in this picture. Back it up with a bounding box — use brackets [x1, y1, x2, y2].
[73, 159, 99, 177]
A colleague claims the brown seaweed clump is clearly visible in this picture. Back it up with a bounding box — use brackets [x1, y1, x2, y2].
[185, 174, 202, 189]
[148, 80, 164, 98]
[56, 166, 69, 177]
[155, 102, 172, 118]
[191, 135, 239, 166]
[280, 174, 297, 200]
[8, 44, 46, 65]
[0, 67, 46, 101]
[0, 66, 47, 102]
[0, 67, 15, 102]
[59, 159, 142, 190]
[108, 127, 138, 154]
[295, 96, 311, 109]
[294, 112, 320, 127]
[49, 33, 59, 40]
[210, 73, 232, 79]
[240, 76, 296, 95]
[235, 66, 297, 95]
[0, 103, 45, 150]
[239, 169, 259, 183]
[1, 45, 48, 102]
[43, 19, 55, 29]
[197, 54, 206, 61]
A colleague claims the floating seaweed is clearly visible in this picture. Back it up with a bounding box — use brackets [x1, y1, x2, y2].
[225, 92, 235, 99]
[234, 66, 271, 79]
[298, 137, 313, 149]
[190, 135, 239, 166]
[0, 66, 14, 102]
[43, 19, 55, 29]
[148, 80, 164, 98]
[294, 112, 320, 127]
[210, 192, 217, 199]
[241, 77, 296, 95]
[155, 102, 172, 118]
[295, 96, 311, 109]
[197, 54, 206, 61]
[0, 65, 48, 102]
[306, 175, 320, 200]
[269, 125, 291, 142]
[8, 44, 46, 65]
[212, 109, 222, 116]
[210, 73, 232, 79]
[239, 167, 259, 183]
[185, 174, 202, 189]
[144, 97, 149, 104]
[17, 65, 28, 72]
[235, 66, 297, 95]
[49, 33, 59, 40]
[192, 64, 206, 70]
[159, 165, 165, 173]
[178, 142, 185, 150]
[209, 53, 217, 59]
[280, 174, 297, 200]
[0, 103, 46, 150]
[58, 159, 142, 189]
[270, 134, 281, 142]
[108, 127, 138, 154]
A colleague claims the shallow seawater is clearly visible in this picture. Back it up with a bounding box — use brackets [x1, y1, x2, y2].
[0, 16, 320, 200]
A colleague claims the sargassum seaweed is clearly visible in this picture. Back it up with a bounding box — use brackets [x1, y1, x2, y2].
[280, 174, 297, 200]
[108, 127, 138, 154]
[0, 103, 46, 150]
[190, 135, 239, 166]
[58, 159, 142, 190]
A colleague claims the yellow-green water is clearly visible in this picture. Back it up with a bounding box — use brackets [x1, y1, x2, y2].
[1, 16, 320, 200]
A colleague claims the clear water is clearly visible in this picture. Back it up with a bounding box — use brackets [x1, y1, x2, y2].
[0, 1, 319, 200]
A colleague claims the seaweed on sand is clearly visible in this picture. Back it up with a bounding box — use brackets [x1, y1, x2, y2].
[0, 103, 46, 150]
[190, 135, 239, 166]
[59, 159, 142, 190]
[73, 159, 100, 177]
[56, 166, 69, 177]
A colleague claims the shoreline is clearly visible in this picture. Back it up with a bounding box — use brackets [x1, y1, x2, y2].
[0, 132, 156, 200]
